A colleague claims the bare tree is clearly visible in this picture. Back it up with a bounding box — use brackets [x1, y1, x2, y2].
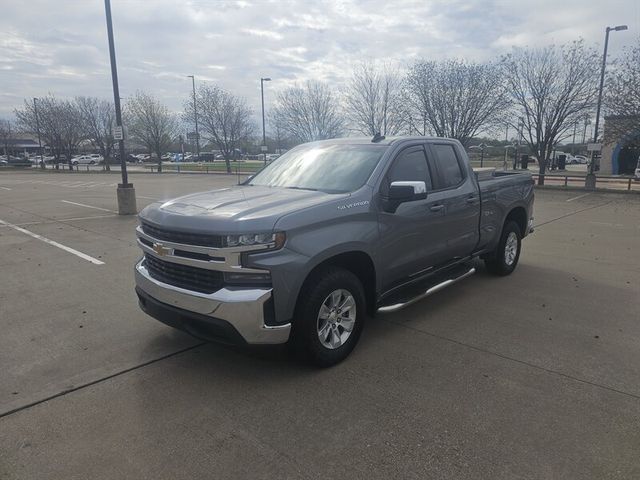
[404, 59, 510, 146]
[126, 91, 178, 173]
[344, 62, 405, 136]
[58, 100, 84, 168]
[271, 81, 344, 143]
[15, 96, 66, 168]
[76, 97, 115, 171]
[502, 40, 600, 184]
[0, 120, 13, 162]
[15, 97, 83, 170]
[184, 85, 254, 173]
[605, 40, 640, 138]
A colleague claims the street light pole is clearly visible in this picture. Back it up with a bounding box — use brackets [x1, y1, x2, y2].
[104, 0, 136, 214]
[261, 77, 271, 165]
[33, 98, 44, 169]
[187, 75, 200, 160]
[582, 116, 590, 145]
[586, 24, 628, 186]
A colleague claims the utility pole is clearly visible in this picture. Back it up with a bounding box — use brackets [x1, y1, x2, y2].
[33, 98, 44, 169]
[571, 121, 577, 155]
[104, 0, 136, 214]
[582, 116, 590, 146]
[586, 24, 628, 188]
[260, 77, 271, 165]
[187, 75, 200, 160]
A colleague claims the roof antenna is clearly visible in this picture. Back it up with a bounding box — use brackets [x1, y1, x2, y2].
[371, 132, 385, 143]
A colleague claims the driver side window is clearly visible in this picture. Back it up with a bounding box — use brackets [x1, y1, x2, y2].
[387, 146, 433, 190]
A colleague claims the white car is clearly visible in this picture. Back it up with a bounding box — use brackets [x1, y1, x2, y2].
[573, 155, 588, 164]
[634, 156, 640, 180]
[72, 155, 100, 165]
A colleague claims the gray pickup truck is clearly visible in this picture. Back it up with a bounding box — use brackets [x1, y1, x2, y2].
[135, 136, 534, 366]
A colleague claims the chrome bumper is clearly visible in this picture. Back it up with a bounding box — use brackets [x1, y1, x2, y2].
[135, 259, 291, 344]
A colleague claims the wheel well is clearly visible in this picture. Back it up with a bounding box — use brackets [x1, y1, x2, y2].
[303, 251, 377, 316]
[505, 207, 527, 236]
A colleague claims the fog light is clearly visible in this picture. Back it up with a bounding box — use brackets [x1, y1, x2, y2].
[224, 271, 272, 285]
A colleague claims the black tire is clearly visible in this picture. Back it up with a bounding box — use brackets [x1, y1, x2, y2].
[290, 267, 366, 367]
[90, 160, 95, 165]
[484, 221, 522, 276]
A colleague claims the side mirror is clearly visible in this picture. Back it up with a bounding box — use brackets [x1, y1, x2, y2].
[384, 181, 427, 212]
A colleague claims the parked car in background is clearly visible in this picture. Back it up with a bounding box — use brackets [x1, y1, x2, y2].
[72, 155, 100, 165]
[198, 152, 217, 162]
[573, 155, 588, 164]
[2, 155, 32, 167]
[634, 156, 640, 181]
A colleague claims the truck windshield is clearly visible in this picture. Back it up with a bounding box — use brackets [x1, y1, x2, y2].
[248, 143, 387, 193]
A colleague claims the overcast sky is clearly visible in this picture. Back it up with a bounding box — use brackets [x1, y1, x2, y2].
[1, 0, 638, 121]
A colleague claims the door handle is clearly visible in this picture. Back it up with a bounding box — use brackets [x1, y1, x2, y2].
[429, 204, 445, 212]
[466, 196, 477, 204]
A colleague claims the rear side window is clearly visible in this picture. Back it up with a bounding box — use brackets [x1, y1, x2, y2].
[432, 144, 463, 188]
[387, 147, 433, 190]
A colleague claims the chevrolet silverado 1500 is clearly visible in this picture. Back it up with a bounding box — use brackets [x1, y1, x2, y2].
[135, 136, 534, 366]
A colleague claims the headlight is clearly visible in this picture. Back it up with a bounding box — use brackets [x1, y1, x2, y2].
[225, 232, 286, 250]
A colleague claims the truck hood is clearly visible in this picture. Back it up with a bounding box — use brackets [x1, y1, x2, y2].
[140, 185, 349, 234]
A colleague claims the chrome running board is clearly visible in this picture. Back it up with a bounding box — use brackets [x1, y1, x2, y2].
[377, 267, 476, 314]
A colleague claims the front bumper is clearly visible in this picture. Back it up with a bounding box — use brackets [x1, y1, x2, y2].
[135, 259, 291, 344]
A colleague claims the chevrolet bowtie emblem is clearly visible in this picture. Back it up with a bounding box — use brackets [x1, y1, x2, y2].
[152, 242, 171, 256]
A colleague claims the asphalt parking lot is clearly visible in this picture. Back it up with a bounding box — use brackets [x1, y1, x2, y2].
[1, 171, 639, 479]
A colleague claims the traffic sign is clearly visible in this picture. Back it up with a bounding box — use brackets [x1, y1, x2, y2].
[261, 145, 268, 152]
[587, 143, 602, 152]
[187, 132, 200, 140]
[113, 125, 124, 141]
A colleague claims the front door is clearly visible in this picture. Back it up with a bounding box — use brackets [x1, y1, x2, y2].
[376, 144, 448, 290]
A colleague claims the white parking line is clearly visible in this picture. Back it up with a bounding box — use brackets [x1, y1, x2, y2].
[137, 195, 159, 200]
[0, 214, 118, 228]
[60, 200, 115, 213]
[566, 193, 591, 202]
[0, 219, 104, 265]
[0, 186, 11, 190]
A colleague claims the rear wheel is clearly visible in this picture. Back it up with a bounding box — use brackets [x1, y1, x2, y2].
[484, 221, 522, 276]
[290, 267, 365, 367]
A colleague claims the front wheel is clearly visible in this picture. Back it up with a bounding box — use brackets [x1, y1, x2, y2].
[484, 221, 522, 276]
[290, 267, 365, 367]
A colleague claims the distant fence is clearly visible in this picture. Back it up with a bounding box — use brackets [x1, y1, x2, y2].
[532, 172, 639, 192]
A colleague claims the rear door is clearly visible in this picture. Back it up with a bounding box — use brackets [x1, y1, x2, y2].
[376, 144, 449, 288]
[427, 142, 480, 260]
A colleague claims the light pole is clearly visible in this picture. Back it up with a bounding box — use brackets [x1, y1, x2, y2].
[582, 115, 590, 146]
[187, 75, 200, 161]
[470, 143, 487, 168]
[104, 0, 136, 214]
[571, 121, 577, 155]
[514, 117, 524, 170]
[586, 24, 628, 187]
[33, 98, 44, 169]
[260, 77, 271, 164]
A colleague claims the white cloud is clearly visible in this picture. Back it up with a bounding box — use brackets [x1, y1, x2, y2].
[0, 0, 638, 121]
